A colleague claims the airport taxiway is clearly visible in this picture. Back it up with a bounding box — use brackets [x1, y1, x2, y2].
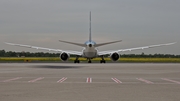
[0, 63, 180, 101]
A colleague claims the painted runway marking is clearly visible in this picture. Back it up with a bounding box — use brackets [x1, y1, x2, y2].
[28, 77, 44, 83]
[111, 78, 122, 83]
[161, 78, 180, 84]
[3, 77, 22, 82]
[86, 78, 92, 83]
[57, 77, 67, 83]
[136, 78, 154, 84]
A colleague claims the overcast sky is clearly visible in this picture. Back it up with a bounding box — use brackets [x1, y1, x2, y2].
[0, 0, 179, 54]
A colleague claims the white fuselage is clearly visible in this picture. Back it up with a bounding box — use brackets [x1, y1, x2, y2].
[82, 41, 98, 58]
[83, 46, 97, 58]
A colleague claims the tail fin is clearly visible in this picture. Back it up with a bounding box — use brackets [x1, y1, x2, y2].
[89, 11, 92, 42]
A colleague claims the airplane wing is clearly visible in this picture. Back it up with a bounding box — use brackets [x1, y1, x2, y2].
[4, 42, 82, 56]
[98, 42, 176, 56]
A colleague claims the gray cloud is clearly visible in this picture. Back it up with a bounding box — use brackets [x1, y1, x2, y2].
[0, 0, 179, 54]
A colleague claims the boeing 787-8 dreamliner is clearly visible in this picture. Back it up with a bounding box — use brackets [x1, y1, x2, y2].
[5, 12, 176, 63]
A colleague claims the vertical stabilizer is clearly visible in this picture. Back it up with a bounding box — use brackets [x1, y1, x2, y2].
[89, 11, 92, 42]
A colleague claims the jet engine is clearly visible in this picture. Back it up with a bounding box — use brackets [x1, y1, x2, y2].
[110, 52, 120, 61]
[60, 52, 70, 61]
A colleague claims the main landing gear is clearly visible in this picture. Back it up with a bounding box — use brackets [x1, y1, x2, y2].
[100, 56, 106, 63]
[100, 60, 106, 63]
[74, 60, 80, 63]
[74, 56, 80, 63]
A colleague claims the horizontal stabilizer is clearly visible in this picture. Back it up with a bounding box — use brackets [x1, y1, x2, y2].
[59, 40, 85, 47]
[95, 40, 122, 47]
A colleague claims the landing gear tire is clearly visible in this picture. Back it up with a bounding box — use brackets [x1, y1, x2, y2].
[100, 56, 106, 63]
[74, 56, 80, 63]
[100, 60, 106, 63]
[74, 60, 80, 63]
[88, 60, 92, 63]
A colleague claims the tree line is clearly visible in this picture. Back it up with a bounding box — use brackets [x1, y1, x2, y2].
[0, 50, 179, 58]
[0, 50, 59, 57]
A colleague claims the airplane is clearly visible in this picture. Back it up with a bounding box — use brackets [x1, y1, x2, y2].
[5, 12, 176, 63]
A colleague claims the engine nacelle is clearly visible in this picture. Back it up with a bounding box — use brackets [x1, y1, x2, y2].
[110, 52, 120, 61]
[60, 52, 70, 61]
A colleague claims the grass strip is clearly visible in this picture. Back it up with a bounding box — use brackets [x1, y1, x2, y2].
[0, 57, 180, 63]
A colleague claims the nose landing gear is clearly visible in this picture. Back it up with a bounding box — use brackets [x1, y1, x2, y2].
[88, 60, 92, 63]
[88, 58, 92, 63]
[74, 56, 106, 63]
